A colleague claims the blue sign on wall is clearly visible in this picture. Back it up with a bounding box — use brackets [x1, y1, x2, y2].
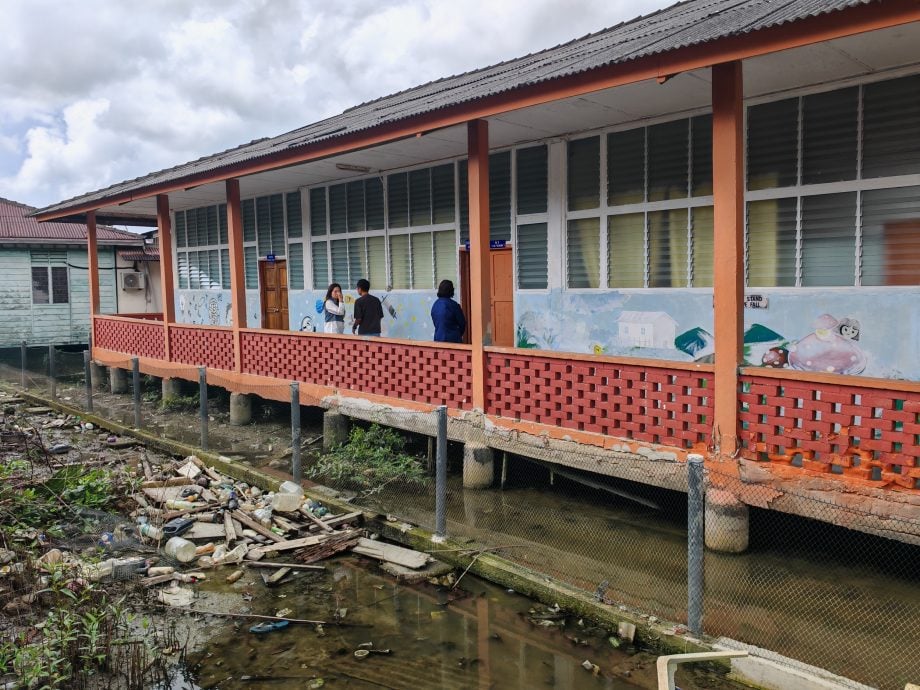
[462, 240, 509, 250]
[266, 253, 276, 262]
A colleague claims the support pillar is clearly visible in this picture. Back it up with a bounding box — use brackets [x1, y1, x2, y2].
[467, 119, 491, 411]
[162, 377, 182, 399]
[90, 362, 106, 388]
[711, 61, 745, 460]
[229, 392, 252, 426]
[463, 442, 494, 489]
[705, 488, 749, 553]
[109, 367, 128, 394]
[322, 410, 350, 451]
[226, 179, 247, 372]
[156, 194, 176, 360]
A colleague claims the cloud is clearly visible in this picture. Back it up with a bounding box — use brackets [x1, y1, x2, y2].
[0, 0, 671, 207]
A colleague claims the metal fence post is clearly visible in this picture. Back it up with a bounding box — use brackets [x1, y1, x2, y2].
[199, 367, 208, 451]
[291, 382, 301, 483]
[435, 405, 448, 540]
[48, 343, 56, 399]
[83, 350, 93, 413]
[20, 341, 26, 389]
[132, 357, 141, 428]
[687, 454, 705, 637]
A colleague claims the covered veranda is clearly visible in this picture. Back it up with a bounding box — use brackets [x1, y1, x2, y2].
[35, 0, 920, 539]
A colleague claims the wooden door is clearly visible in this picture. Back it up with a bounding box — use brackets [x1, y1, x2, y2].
[458, 248, 514, 347]
[259, 259, 288, 330]
[490, 249, 514, 347]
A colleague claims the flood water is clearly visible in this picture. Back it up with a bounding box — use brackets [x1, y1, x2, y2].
[176, 558, 743, 690]
[10, 367, 919, 688]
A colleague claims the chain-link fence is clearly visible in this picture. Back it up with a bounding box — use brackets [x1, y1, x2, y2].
[313, 405, 919, 690]
[1, 342, 917, 689]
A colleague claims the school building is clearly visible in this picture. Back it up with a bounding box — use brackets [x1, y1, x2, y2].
[35, 0, 920, 547]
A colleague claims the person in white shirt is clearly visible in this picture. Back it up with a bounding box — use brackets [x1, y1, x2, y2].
[323, 283, 346, 334]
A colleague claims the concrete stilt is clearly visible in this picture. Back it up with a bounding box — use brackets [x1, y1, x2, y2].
[229, 392, 252, 426]
[162, 377, 182, 399]
[109, 367, 128, 394]
[705, 488, 750, 553]
[462, 442, 494, 489]
[90, 362, 106, 389]
[322, 410, 350, 451]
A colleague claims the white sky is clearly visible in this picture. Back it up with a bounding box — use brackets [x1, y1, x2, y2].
[0, 0, 672, 210]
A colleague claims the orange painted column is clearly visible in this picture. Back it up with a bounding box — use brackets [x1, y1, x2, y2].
[86, 210, 100, 351]
[711, 61, 745, 460]
[156, 194, 176, 360]
[467, 119, 492, 410]
[226, 179, 247, 372]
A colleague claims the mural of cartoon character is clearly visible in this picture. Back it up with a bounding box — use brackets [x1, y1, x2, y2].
[300, 316, 316, 332]
[787, 314, 867, 375]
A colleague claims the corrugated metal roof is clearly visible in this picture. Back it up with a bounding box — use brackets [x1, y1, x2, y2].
[35, 0, 873, 217]
[1, 197, 143, 245]
[118, 246, 160, 261]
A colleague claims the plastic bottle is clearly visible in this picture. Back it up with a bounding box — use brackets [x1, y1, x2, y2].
[272, 492, 302, 512]
[139, 523, 164, 540]
[163, 537, 196, 563]
[165, 499, 197, 511]
[253, 506, 273, 524]
[278, 480, 304, 497]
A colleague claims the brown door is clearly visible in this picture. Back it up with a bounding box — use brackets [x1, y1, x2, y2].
[259, 259, 289, 330]
[459, 247, 514, 347]
[490, 249, 514, 347]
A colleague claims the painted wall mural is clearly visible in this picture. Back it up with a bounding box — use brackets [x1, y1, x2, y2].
[175, 285, 920, 381]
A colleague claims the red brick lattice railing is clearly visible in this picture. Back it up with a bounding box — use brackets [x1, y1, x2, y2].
[93, 316, 165, 360]
[739, 371, 920, 489]
[240, 330, 473, 409]
[485, 348, 714, 449]
[169, 325, 235, 371]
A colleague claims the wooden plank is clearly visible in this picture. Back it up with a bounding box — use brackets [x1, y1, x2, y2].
[245, 561, 325, 572]
[232, 510, 283, 543]
[247, 532, 343, 561]
[224, 511, 237, 545]
[353, 538, 429, 569]
[307, 511, 363, 532]
[298, 506, 334, 533]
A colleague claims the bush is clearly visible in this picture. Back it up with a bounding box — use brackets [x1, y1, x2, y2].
[310, 424, 428, 493]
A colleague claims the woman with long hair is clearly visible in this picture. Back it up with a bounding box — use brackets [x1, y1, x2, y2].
[323, 283, 346, 334]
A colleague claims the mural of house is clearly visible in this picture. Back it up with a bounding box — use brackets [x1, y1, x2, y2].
[0, 197, 159, 345]
[32, 0, 920, 550]
[616, 311, 677, 349]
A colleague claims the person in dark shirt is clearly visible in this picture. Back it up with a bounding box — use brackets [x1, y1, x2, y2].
[352, 278, 384, 336]
[430, 279, 466, 343]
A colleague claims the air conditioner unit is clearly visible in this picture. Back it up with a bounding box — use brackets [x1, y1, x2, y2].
[121, 271, 146, 290]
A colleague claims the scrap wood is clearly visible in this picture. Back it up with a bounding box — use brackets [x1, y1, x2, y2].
[298, 506, 334, 533]
[272, 515, 304, 533]
[247, 532, 338, 560]
[353, 538, 430, 569]
[294, 532, 361, 564]
[188, 456, 223, 482]
[261, 567, 292, 586]
[141, 573, 177, 587]
[224, 511, 237, 545]
[307, 510, 363, 532]
[245, 561, 325, 571]
[233, 510, 284, 543]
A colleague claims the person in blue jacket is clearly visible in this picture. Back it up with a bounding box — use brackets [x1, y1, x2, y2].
[431, 279, 466, 343]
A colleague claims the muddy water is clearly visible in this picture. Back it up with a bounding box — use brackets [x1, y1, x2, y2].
[365, 473, 920, 690]
[178, 558, 741, 690]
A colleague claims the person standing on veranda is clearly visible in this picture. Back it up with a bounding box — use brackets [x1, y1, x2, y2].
[323, 283, 346, 334]
[431, 279, 466, 343]
[352, 279, 384, 337]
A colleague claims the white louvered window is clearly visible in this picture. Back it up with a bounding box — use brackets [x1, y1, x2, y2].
[565, 115, 713, 290]
[515, 145, 548, 289]
[745, 74, 920, 287]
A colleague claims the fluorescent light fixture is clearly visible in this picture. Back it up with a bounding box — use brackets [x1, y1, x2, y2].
[335, 163, 374, 173]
